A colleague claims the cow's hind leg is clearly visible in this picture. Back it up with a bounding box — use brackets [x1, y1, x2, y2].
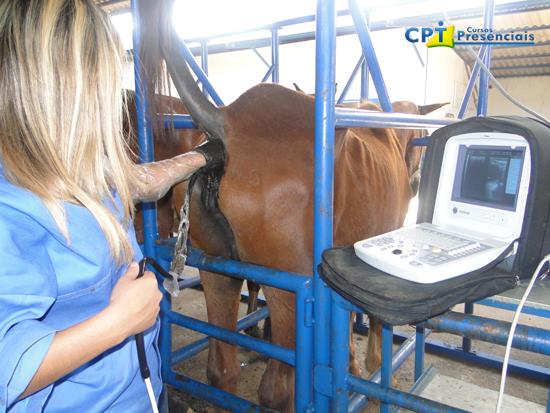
[244, 281, 262, 338]
[366, 317, 382, 373]
[258, 288, 295, 413]
[200, 270, 243, 396]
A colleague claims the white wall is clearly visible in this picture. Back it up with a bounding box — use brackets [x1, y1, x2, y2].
[488, 76, 550, 119]
[180, 29, 468, 114]
[124, 29, 518, 121]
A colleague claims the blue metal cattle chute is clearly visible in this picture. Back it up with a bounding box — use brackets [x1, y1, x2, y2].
[130, 0, 550, 411]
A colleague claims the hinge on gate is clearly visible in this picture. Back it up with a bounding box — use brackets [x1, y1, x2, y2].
[314, 365, 333, 397]
[304, 297, 314, 327]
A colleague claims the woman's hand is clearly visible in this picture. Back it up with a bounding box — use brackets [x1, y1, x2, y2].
[20, 263, 162, 400]
[107, 263, 162, 338]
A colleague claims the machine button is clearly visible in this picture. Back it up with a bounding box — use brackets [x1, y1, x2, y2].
[392, 249, 402, 255]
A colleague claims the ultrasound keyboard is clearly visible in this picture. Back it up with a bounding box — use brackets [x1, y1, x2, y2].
[354, 223, 509, 283]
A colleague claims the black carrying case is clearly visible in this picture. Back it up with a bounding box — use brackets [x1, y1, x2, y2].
[319, 116, 550, 325]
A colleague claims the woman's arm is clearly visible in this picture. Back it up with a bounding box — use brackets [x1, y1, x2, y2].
[20, 265, 162, 399]
[133, 152, 206, 203]
[132, 138, 226, 203]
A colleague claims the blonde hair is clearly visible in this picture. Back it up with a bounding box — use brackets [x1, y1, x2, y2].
[0, 0, 139, 263]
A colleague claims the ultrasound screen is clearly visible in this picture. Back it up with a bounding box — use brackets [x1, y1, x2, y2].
[452, 146, 525, 211]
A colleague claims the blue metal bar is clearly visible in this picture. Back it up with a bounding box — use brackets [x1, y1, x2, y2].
[335, 108, 455, 129]
[295, 289, 315, 413]
[164, 114, 196, 129]
[349, 330, 420, 413]
[477, 297, 550, 318]
[165, 372, 265, 413]
[360, 59, 369, 102]
[411, 137, 429, 146]
[463, 303, 474, 353]
[177, 275, 201, 289]
[313, 0, 337, 411]
[200, 40, 209, 99]
[271, 28, 280, 83]
[262, 65, 275, 83]
[131, 0, 157, 258]
[131, 2, 165, 408]
[424, 339, 550, 382]
[252, 48, 270, 68]
[348, 375, 469, 413]
[458, 45, 487, 119]
[354, 321, 550, 382]
[175, 36, 225, 106]
[186, 247, 310, 292]
[381, 324, 394, 413]
[170, 306, 270, 366]
[337, 55, 365, 104]
[181, 2, 550, 55]
[167, 310, 295, 365]
[415, 327, 425, 381]
[421, 311, 550, 356]
[348, 0, 392, 112]
[331, 293, 350, 413]
[477, 0, 495, 116]
[167, 109, 454, 130]
[181, 0, 550, 43]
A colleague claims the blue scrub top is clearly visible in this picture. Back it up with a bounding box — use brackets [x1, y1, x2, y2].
[0, 166, 162, 412]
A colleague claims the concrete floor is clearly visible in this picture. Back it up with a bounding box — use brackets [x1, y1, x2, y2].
[166, 282, 550, 412]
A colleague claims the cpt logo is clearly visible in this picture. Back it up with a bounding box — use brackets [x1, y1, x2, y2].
[405, 21, 455, 48]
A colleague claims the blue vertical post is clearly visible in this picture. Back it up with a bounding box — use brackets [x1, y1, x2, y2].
[131, 0, 164, 409]
[332, 294, 350, 412]
[295, 288, 314, 413]
[381, 324, 394, 413]
[131, 0, 158, 257]
[348, 0, 392, 112]
[271, 28, 280, 83]
[463, 303, 474, 352]
[177, 37, 224, 106]
[477, 0, 494, 116]
[457, 46, 487, 119]
[313, 0, 337, 412]
[414, 327, 425, 381]
[360, 59, 369, 102]
[200, 40, 209, 99]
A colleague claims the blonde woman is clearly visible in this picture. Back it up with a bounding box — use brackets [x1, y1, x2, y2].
[0, 0, 223, 411]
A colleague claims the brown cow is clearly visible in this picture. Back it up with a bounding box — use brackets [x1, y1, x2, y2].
[134, 1, 445, 410]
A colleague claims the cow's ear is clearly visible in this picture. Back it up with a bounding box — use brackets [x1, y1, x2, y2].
[293, 83, 305, 93]
[418, 102, 449, 115]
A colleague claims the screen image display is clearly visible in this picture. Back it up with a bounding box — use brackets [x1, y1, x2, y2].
[452, 145, 525, 211]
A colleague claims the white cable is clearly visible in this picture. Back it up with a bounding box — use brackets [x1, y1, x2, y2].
[465, 47, 550, 125]
[144, 377, 160, 413]
[495, 254, 550, 413]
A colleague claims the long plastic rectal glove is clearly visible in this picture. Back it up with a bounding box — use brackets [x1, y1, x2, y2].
[132, 152, 206, 203]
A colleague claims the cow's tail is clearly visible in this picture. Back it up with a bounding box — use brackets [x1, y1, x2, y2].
[134, 0, 225, 143]
[135, 0, 232, 250]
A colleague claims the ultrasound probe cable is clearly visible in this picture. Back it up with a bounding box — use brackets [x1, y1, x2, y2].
[135, 257, 179, 413]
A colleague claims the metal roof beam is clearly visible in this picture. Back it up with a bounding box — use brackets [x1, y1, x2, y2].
[492, 62, 550, 70]
[495, 72, 550, 78]
[492, 52, 550, 61]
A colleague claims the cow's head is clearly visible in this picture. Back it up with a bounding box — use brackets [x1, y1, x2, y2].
[391, 101, 448, 194]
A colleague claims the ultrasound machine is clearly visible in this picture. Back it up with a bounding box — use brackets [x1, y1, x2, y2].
[354, 132, 531, 283]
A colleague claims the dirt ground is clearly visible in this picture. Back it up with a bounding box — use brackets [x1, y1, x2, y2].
[166, 281, 550, 412]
